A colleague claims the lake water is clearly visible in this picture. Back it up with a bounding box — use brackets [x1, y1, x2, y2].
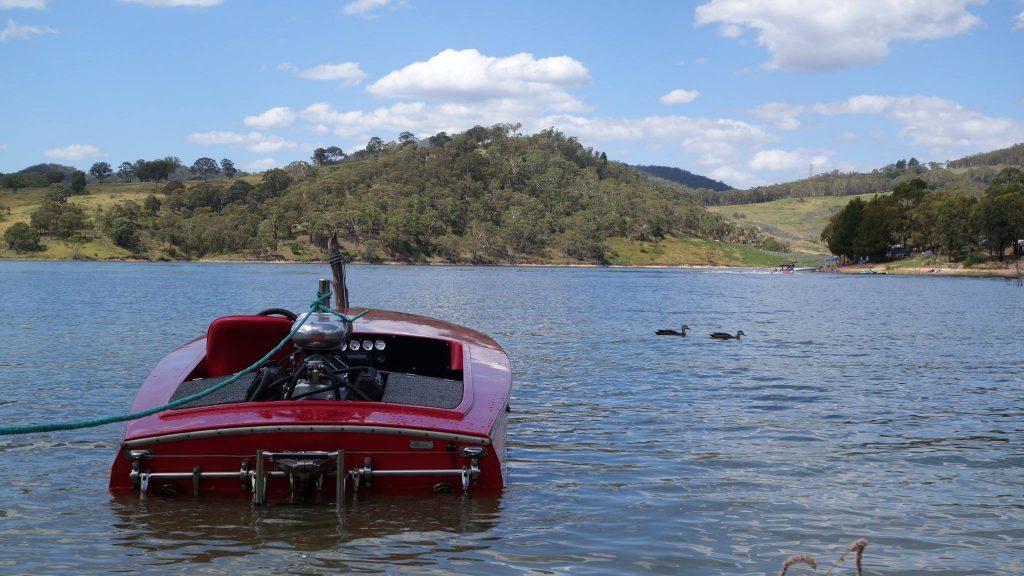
[0, 261, 1022, 575]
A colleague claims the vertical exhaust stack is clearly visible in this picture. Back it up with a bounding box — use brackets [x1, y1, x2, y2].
[328, 230, 349, 311]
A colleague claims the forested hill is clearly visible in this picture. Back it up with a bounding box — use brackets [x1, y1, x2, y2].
[248, 126, 783, 263]
[2, 125, 786, 264]
[634, 165, 732, 192]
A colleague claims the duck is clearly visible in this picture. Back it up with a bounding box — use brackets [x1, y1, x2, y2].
[710, 330, 745, 340]
[656, 324, 690, 336]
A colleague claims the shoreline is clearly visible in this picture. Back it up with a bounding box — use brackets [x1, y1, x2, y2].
[832, 262, 1021, 279]
[2, 256, 1020, 279]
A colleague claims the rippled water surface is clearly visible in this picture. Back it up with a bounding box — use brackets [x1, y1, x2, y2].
[1, 261, 1022, 575]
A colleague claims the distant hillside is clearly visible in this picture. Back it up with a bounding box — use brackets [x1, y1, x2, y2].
[635, 165, 732, 191]
[947, 143, 1024, 168]
[17, 163, 77, 176]
[690, 143, 1024, 208]
[2, 125, 791, 264]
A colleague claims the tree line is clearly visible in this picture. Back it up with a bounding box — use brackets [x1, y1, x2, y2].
[820, 168, 1024, 263]
[2, 157, 240, 190]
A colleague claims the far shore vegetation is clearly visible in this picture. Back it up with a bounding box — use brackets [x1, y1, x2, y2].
[2, 127, 1022, 276]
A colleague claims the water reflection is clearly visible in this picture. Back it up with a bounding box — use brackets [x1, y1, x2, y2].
[109, 493, 503, 571]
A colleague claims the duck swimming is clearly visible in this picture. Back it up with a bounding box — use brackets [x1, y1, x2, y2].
[710, 330, 745, 340]
[656, 324, 690, 336]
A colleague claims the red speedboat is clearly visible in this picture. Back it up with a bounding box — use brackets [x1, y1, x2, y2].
[109, 273, 511, 504]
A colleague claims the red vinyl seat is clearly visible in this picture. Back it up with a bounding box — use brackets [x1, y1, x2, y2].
[205, 315, 296, 377]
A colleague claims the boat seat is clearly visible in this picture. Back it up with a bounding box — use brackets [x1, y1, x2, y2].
[205, 315, 296, 377]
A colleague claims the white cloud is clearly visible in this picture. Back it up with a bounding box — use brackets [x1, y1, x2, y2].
[750, 102, 805, 130]
[1014, 10, 1024, 29]
[539, 114, 773, 168]
[811, 94, 1024, 152]
[368, 48, 590, 111]
[187, 131, 298, 153]
[659, 89, 700, 105]
[709, 165, 753, 187]
[0, 1, 46, 9]
[754, 93, 1024, 161]
[244, 158, 277, 171]
[44, 144, 100, 161]
[695, 0, 981, 71]
[749, 149, 828, 171]
[812, 95, 896, 115]
[118, 0, 221, 7]
[244, 107, 295, 129]
[343, 0, 392, 16]
[283, 61, 366, 86]
[1, 17, 54, 41]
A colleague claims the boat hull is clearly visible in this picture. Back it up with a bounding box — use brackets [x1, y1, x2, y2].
[109, 309, 511, 500]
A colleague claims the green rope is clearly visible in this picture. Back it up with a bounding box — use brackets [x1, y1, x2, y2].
[0, 290, 363, 436]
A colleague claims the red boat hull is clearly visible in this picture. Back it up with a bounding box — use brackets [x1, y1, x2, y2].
[109, 309, 511, 500]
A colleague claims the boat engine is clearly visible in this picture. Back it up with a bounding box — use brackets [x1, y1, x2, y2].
[246, 310, 385, 402]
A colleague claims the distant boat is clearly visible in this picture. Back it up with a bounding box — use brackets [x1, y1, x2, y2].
[774, 263, 812, 274]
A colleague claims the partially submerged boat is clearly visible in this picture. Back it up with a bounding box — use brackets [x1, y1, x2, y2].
[109, 255, 511, 504]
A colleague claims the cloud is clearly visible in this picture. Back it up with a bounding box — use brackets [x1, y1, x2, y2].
[367, 48, 590, 111]
[750, 102, 804, 130]
[1, 18, 55, 41]
[1015, 10, 1024, 29]
[44, 144, 101, 161]
[749, 149, 829, 171]
[756, 93, 1024, 159]
[539, 114, 773, 166]
[118, 0, 221, 6]
[244, 158, 277, 171]
[709, 165, 753, 186]
[343, 0, 393, 16]
[244, 107, 295, 129]
[280, 61, 366, 86]
[659, 89, 700, 105]
[0, 1, 47, 9]
[812, 94, 1024, 151]
[694, 0, 982, 71]
[187, 131, 298, 153]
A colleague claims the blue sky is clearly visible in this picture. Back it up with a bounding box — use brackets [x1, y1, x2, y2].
[1, 0, 1022, 187]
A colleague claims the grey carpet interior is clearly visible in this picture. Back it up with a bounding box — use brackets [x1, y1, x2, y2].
[169, 371, 463, 410]
[381, 373, 463, 409]
[170, 373, 256, 409]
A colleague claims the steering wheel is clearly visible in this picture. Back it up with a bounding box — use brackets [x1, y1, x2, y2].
[257, 308, 298, 321]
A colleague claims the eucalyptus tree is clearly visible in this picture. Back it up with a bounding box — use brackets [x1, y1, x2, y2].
[89, 162, 113, 182]
[220, 158, 237, 179]
[190, 157, 221, 181]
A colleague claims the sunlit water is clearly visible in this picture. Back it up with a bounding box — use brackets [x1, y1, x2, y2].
[1, 261, 1022, 575]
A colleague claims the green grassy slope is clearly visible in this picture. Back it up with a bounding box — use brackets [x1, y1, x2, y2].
[708, 193, 879, 254]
